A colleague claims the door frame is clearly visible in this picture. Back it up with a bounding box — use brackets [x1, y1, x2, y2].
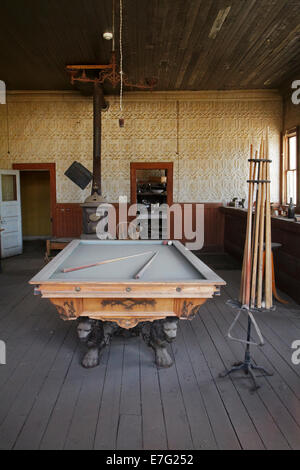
[12, 163, 57, 236]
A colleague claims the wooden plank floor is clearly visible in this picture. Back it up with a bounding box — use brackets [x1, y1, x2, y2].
[0, 245, 300, 450]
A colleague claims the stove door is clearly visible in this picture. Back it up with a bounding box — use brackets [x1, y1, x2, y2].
[0, 170, 23, 258]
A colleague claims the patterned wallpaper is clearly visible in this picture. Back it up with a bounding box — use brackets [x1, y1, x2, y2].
[283, 96, 300, 130]
[0, 90, 282, 203]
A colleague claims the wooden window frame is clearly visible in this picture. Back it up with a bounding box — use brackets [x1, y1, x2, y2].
[130, 162, 174, 205]
[12, 163, 57, 236]
[281, 127, 299, 207]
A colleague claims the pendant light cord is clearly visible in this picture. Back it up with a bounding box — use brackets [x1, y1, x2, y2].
[6, 103, 10, 155]
[119, 0, 123, 117]
[112, 0, 115, 52]
[177, 101, 179, 201]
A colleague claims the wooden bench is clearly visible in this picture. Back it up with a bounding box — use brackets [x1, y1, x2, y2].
[45, 238, 75, 262]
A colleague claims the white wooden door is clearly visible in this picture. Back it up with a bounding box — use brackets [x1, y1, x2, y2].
[0, 170, 23, 258]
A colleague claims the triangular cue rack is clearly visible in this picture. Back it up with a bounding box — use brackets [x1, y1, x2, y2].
[220, 131, 274, 391]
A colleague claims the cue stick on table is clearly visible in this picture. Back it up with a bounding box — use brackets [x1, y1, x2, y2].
[134, 251, 159, 279]
[62, 250, 155, 273]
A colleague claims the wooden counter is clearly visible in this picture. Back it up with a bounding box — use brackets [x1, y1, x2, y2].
[220, 207, 300, 304]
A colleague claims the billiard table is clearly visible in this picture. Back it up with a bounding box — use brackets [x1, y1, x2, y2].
[30, 240, 226, 368]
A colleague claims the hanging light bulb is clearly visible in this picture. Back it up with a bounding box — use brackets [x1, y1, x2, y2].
[103, 31, 113, 41]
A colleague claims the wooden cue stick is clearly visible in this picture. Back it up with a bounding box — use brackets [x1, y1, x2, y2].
[257, 143, 267, 308]
[239, 148, 250, 303]
[240, 149, 254, 302]
[265, 130, 273, 309]
[62, 250, 154, 273]
[244, 153, 257, 306]
[240, 145, 255, 306]
[134, 251, 159, 279]
[250, 137, 264, 308]
[240, 153, 258, 304]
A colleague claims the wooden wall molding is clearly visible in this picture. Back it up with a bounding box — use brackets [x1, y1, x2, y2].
[7, 89, 282, 103]
[10, 159, 225, 245]
[51, 201, 224, 252]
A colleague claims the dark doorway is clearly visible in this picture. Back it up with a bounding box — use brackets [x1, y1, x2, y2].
[13, 163, 57, 238]
[20, 171, 51, 239]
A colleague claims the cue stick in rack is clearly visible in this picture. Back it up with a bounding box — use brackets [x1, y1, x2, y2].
[250, 138, 264, 308]
[240, 145, 255, 306]
[134, 251, 159, 279]
[257, 149, 267, 308]
[239, 132, 273, 311]
[62, 251, 154, 273]
[265, 130, 273, 309]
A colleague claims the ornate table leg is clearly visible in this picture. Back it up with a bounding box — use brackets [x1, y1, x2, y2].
[142, 317, 179, 368]
[77, 318, 118, 368]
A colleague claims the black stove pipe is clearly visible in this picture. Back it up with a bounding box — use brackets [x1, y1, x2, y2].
[92, 82, 103, 195]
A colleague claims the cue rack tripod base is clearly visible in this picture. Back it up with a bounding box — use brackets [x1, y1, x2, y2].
[223, 135, 274, 391]
[220, 314, 273, 392]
